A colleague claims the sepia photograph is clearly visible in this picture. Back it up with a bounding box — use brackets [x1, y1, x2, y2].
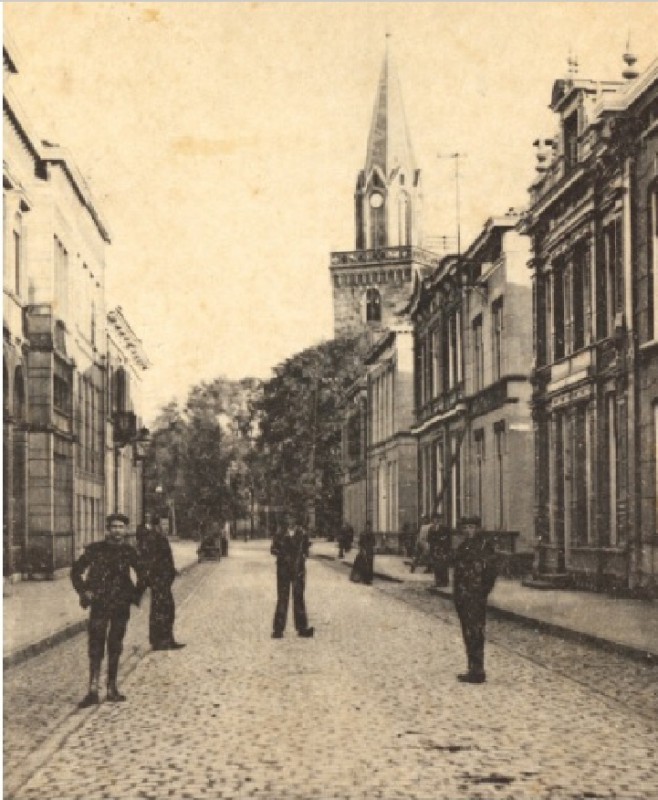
[2, 2, 658, 798]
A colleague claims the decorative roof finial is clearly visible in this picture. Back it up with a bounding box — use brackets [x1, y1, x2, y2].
[622, 32, 639, 80]
[567, 47, 579, 78]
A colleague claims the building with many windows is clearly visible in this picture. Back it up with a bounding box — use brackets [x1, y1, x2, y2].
[523, 52, 658, 592]
[410, 214, 535, 562]
[364, 322, 419, 548]
[3, 35, 150, 575]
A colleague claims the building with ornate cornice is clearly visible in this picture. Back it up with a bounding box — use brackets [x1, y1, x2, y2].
[105, 307, 150, 545]
[522, 51, 658, 593]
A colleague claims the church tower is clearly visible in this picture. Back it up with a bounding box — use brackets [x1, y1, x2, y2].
[330, 40, 437, 339]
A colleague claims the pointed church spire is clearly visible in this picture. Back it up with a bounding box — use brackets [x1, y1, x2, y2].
[364, 36, 417, 180]
[355, 37, 422, 251]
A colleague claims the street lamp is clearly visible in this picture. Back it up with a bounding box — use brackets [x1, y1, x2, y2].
[112, 410, 149, 515]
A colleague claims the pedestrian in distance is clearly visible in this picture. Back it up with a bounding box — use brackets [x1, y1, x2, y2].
[410, 515, 432, 574]
[71, 513, 147, 707]
[350, 519, 375, 585]
[140, 515, 186, 651]
[337, 521, 352, 559]
[344, 522, 354, 554]
[428, 512, 451, 588]
[453, 515, 498, 684]
[271, 513, 315, 639]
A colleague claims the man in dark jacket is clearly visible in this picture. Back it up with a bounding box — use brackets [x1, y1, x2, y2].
[71, 513, 146, 707]
[453, 515, 498, 683]
[140, 515, 185, 651]
[271, 514, 314, 639]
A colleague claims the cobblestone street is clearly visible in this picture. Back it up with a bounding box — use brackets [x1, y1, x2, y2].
[5, 541, 658, 800]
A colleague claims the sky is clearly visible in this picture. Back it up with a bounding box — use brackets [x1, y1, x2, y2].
[4, 2, 658, 423]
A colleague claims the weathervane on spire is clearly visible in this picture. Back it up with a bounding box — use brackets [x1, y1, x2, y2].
[567, 46, 579, 78]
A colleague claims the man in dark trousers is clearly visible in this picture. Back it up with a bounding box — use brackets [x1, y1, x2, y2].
[71, 513, 146, 707]
[271, 513, 314, 639]
[141, 515, 185, 651]
[428, 512, 452, 588]
[453, 515, 498, 684]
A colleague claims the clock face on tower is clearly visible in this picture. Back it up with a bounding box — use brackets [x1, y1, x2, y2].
[369, 192, 384, 209]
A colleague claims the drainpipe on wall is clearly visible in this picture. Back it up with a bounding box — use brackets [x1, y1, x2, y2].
[622, 152, 638, 591]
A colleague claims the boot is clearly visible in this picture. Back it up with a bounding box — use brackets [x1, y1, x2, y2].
[78, 658, 101, 708]
[106, 653, 126, 702]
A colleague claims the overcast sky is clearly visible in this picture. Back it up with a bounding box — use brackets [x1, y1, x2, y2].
[5, 2, 658, 422]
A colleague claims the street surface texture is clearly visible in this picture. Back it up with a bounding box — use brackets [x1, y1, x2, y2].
[5, 541, 658, 800]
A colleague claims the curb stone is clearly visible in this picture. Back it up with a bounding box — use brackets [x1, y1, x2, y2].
[3, 557, 201, 670]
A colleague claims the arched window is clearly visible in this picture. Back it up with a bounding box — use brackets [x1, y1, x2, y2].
[398, 193, 412, 246]
[365, 287, 382, 323]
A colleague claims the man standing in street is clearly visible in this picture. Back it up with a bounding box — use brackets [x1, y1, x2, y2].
[71, 513, 146, 707]
[141, 515, 185, 651]
[271, 513, 314, 639]
[453, 515, 498, 684]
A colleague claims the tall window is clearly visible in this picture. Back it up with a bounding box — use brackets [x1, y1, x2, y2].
[398, 193, 411, 246]
[492, 299, 504, 381]
[13, 214, 22, 296]
[494, 423, 505, 530]
[365, 287, 381, 322]
[53, 375, 70, 414]
[421, 445, 431, 518]
[571, 406, 589, 546]
[606, 394, 618, 546]
[563, 111, 578, 172]
[450, 433, 461, 527]
[604, 219, 623, 337]
[553, 260, 565, 360]
[572, 244, 590, 351]
[431, 327, 441, 398]
[416, 341, 426, 410]
[474, 430, 485, 519]
[448, 310, 462, 389]
[435, 440, 445, 516]
[473, 315, 484, 392]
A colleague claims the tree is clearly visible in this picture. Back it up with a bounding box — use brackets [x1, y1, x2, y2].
[146, 377, 262, 538]
[252, 336, 365, 534]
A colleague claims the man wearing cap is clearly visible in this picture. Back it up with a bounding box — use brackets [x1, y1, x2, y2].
[453, 515, 498, 683]
[270, 513, 314, 639]
[71, 513, 147, 707]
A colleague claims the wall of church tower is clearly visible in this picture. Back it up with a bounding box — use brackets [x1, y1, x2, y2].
[330, 260, 415, 339]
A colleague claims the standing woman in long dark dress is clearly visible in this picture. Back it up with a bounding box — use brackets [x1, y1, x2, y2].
[350, 520, 375, 585]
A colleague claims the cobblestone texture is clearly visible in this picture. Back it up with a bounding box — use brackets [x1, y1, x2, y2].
[5, 542, 658, 799]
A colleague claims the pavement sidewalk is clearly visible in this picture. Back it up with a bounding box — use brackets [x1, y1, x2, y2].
[311, 539, 658, 661]
[3, 539, 200, 669]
